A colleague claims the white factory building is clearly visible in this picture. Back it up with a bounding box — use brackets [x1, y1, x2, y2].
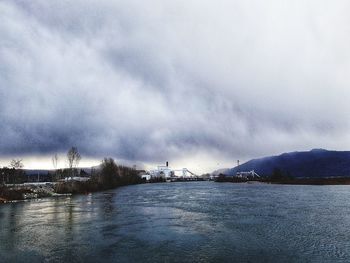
[141, 162, 196, 181]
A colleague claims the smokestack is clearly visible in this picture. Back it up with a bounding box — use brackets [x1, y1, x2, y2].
[166, 161, 168, 167]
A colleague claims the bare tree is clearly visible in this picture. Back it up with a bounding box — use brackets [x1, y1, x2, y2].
[52, 154, 59, 181]
[67, 147, 81, 177]
[52, 154, 59, 170]
[9, 159, 24, 184]
[10, 159, 24, 169]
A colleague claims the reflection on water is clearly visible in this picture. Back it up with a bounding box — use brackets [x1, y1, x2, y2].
[1, 182, 350, 262]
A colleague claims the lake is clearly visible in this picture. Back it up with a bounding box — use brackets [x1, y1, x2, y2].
[1, 182, 350, 262]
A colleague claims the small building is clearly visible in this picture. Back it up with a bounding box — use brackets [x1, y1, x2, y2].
[236, 170, 260, 179]
[63, 177, 90, 182]
[141, 174, 151, 181]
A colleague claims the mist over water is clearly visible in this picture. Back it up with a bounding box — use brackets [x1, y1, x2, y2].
[1, 182, 350, 262]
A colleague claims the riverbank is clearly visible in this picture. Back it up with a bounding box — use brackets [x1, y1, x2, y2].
[1, 158, 146, 203]
[0, 181, 137, 203]
[215, 176, 350, 185]
[0, 184, 57, 203]
[267, 177, 350, 185]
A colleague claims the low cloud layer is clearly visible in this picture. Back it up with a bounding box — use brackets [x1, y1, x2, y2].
[1, 0, 350, 172]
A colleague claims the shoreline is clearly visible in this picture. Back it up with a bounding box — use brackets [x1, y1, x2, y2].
[0, 180, 146, 204]
[0, 192, 72, 204]
[3, 178, 350, 204]
[215, 177, 350, 185]
[267, 177, 350, 185]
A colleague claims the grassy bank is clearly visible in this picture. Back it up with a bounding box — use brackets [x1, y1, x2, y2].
[0, 184, 57, 203]
[53, 176, 144, 195]
[0, 186, 28, 203]
[54, 158, 144, 194]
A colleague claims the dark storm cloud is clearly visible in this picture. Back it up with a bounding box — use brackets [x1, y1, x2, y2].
[1, 0, 350, 168]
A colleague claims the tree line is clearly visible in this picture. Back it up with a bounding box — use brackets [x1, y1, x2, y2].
[54, 157, 143, 194]
[1, 147, 143, 191]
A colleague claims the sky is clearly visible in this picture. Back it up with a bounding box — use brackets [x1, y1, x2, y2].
[1, 0, 350, 173]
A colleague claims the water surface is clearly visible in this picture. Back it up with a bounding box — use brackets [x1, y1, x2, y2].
[1, 182, 350, 262]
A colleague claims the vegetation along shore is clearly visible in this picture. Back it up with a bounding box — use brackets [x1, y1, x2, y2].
[0, 147, 147, 203]
[215, 168, 350, 185]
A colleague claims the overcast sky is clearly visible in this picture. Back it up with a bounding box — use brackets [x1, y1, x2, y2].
[1, 0, 350, 173]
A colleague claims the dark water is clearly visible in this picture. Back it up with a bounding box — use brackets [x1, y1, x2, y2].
[1, 182, 350, 262]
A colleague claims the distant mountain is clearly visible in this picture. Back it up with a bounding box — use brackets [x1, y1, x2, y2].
[223, 149, 350, 178]
[24, 167, 94, 176]
[211, 168, 229, 176]
[24, 169, 51, 176]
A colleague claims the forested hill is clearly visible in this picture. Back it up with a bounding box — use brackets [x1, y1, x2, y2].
[223, 149, 350, 178]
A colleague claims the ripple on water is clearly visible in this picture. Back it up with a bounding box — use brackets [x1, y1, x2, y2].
[2, 182, 350, 262]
